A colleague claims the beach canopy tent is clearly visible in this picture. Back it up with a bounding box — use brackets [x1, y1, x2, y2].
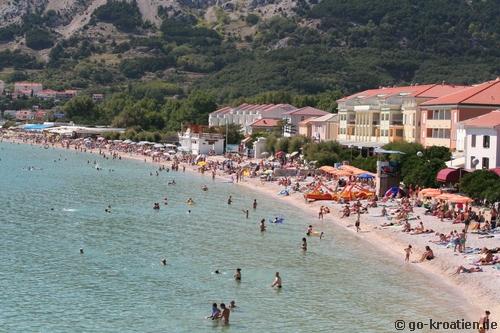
[419, 188, 442, 198]
[385, 186, 405, 198]
[447, 194, 473, 204]
[436, 168, 468, 184]
[319, 165, 374, 177]
[164, 144, 177, 148]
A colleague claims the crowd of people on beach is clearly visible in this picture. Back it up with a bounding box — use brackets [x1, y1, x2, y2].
[1, 130, 497, 326]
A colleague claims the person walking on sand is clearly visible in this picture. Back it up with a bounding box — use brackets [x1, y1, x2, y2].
[271, 272, 282, 288]
[478, 310, 490, 333]
[404, 245, 412, 263]
[355, 210, 361, 232]
[318, 206, 324, 220]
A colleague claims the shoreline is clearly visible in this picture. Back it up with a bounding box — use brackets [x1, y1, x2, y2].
[2, 137, 499, 319]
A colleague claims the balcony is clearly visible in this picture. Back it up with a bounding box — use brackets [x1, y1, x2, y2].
[426, 119, 451, 129]
[425, 137, 450, 148]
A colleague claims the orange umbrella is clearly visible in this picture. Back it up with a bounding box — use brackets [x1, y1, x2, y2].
[447, 195, 473, 204]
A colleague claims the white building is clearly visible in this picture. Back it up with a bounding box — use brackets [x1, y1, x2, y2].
[462, 110, 500, 170]
[282, 106, 330, 137]
[208, 103, 296, 135]
[0, 80, 4, 94]
[178, 129, 225, 155]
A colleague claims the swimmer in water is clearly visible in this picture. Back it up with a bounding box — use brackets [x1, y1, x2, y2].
[188, 210, 191, 214]
[301, 238, 307, 251]
[214, 270, 221, 274]
[161, 258, 167, 265]
[187, 198, 194, 205]
[234, 268, 241, 281]
[260, 219, 266, 232]
[253, 199, 257, 210]
[80, 248, 84, 254]
[271, 272, 282, 288]
[229, 300, 237, 310]
[227, 196, 232, 205]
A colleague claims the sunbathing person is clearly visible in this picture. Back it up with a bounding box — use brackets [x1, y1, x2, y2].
[418, 246, 435, 262]
[340, 205, 350, 218]
[453, 265, 483, 274]
[430, 233, 449, 244]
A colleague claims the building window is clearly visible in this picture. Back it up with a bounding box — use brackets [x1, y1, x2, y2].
[471, 134, 476, 147]
[483, 135, 490, 148]
[482, 157, 489, 169]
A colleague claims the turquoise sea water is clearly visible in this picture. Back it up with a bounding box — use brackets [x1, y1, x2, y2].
[0, 142, 471, 333]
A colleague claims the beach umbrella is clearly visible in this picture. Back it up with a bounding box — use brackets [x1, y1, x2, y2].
[123, 139, 133, 144]
[153, 143, 164, 148]
[263, 169, 274, 175]
[358, 173, 375, 180]
[168, 150, 177, 154]
[448, 195, 473, 204]
[113, 139, 123, 143]
[197, 161, 207, 167]
[290, 151, 299, 157]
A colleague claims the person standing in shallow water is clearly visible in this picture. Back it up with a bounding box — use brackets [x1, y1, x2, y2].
[260, 219, 266, 232]
[234, 268, 241, 281]
[253, 199, 257, 210]
[301, 238, 307, 251]
[227, 196, 232, 205]
[219, 303, 230, 324]
[271, 272, 282, 288]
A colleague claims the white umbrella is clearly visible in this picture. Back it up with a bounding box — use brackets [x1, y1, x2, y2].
[123, 139, 133, 144]
[290, 151, 299, 157]
[113, 139, 123, 143]
[153, 143, 164, 148]
[164, 144, 177, 148]
[168, 150, 177, 154]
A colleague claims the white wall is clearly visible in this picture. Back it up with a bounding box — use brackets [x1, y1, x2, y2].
[464, 127, 499, 169]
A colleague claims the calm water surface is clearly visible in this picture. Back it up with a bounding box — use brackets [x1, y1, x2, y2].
[0, 142, 471, 332]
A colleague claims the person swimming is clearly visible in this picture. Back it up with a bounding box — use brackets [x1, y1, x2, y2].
[260, 219, 266, 232]
[201, 185, 208, 191]
[79, 248, 84, 254]
[153, 203, 160, 210]
[187, 198, 194, 205]
[227, 196, 232, 205]
[301, 238, 307, 251]
[161, 258, 167, 265]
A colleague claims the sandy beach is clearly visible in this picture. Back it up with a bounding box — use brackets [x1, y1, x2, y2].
[4, 135, 499, 319]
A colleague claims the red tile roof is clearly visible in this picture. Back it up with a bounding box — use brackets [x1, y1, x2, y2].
[250, 118, 281, 127]
[283, 106, 329, 116]
[421, 78, 500, 106]
[338, 84, 471, 102]
[461, 110, 500, 128]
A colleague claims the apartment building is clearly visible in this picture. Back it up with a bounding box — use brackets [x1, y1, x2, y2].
[336, 84, 468, 146]
[420, 78, 500, 150]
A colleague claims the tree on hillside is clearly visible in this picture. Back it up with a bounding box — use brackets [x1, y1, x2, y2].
[64, 96, 98, 124]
